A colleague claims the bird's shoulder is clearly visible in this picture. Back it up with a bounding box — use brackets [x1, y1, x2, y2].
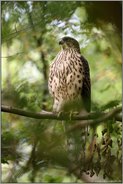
[80, 55, 90, 72]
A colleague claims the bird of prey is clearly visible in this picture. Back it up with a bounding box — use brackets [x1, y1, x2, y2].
[48, 36, 91, 114]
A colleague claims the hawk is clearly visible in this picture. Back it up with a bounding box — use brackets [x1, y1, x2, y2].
[48, 36, 91, 114]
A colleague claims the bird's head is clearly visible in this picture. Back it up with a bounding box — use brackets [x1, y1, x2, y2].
[59, 36, 80, 52]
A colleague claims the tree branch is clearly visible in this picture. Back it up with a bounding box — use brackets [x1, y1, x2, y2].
[1, 105, 122, 182]
[1, 105, 122, 123]
[68, 106, 122, 132]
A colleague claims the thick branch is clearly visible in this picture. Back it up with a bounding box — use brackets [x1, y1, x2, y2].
[1, 105, 122, 123]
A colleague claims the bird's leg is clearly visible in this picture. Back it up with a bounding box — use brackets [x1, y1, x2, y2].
[57, 111, 63, 118]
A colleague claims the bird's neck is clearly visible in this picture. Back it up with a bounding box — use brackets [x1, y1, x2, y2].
[62, 47, 81, 54]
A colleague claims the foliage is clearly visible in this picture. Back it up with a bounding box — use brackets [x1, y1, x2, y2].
[1, 1, 122, 183]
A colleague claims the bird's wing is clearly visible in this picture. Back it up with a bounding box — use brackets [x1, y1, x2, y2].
[81, 56, 91, 112]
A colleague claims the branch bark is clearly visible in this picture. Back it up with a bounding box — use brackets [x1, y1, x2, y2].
[1, 105, 122, 123]
[68, 106, 122, 132]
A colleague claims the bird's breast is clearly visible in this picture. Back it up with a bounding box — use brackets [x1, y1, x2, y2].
[49, 51, 84, 101]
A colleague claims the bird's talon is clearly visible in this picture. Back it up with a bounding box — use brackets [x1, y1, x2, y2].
[73, 111, 79, 116]
[57, 111, 62, 118]
[69, 111, 78, 120]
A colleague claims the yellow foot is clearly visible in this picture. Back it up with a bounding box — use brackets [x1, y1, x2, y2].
[69, 111, 79, 120]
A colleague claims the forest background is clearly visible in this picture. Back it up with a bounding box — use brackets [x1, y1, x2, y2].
[1, 1, 122, 183]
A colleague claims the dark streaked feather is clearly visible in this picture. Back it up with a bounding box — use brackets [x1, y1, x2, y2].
[81, 56, 91, 112]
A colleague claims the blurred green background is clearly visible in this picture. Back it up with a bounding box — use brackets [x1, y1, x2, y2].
[1, 1, 122, 183]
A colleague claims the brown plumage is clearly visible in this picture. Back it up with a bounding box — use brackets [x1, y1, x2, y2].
[48, 36, 91, 113]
